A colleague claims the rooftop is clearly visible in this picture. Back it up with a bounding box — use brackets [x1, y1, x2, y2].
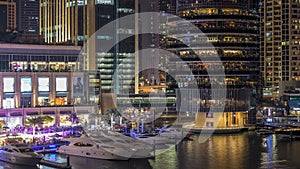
[0, 43, 82, 55]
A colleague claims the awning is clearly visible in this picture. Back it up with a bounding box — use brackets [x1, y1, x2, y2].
[9, 112, 22, 117]
[26, 112, 38, 116]
[42, 111, 55, 115]
[38, 92, 50, 96]
[60, 111, 71, 115]
[76, 111, 89, 115]
[56, 92, 68, 97]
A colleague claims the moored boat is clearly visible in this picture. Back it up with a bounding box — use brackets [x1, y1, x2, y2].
[86, 130, 153, 158]
[0, 144, 43, 166]
[56, 136, 131, 160]
[255, 129, 274, 136]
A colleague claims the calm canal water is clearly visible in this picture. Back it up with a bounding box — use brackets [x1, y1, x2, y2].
[3, 132, 300, 169]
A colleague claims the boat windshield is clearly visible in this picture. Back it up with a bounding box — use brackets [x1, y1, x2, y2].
[101, 145, 114, 149]
[19, 148, 34, 153]
[99, 139, 113, 143]
[74, 142, 93, 147]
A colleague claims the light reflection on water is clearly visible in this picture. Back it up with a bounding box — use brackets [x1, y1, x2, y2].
[2, 132, 300, 169]
[152, 132, 261, 169]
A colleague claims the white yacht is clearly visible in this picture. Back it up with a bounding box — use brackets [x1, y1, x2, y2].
[88, 130, 153, 158]
[56, 136, 132, 160]
[0, 144, 43, 166]
[158, 127, 189, 138]
[133, 127, 189, 145]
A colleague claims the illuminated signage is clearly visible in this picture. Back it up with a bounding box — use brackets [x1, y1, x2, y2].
[56, 77, 67, 92]
[38, 77, 50, 92]
[95, 0, 114, 5]
[3, 77, 14, 93]
[21, 77, 32, 92]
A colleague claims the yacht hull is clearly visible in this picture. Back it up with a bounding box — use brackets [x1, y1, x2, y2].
[56, 137, 131, 160]
[0, 151, 42, 166]
[57, 147, 129, 160]
[88, 130, 153, 158]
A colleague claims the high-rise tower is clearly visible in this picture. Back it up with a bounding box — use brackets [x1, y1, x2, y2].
[165, 0, 260, 127]
[40, 0, 94, 45]
[0, 0, 16, 32]
[16, 0, 39, 34]
[94, 0, 137, 94]
[260, 0, 300, 100]
[39, 0, 139, 94]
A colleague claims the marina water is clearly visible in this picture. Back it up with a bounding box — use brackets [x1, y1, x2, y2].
[3, 132, 300, 169]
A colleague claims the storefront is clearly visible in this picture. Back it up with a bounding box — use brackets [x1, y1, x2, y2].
[38, 77, 50, 106]
[6, 112, 23, 129]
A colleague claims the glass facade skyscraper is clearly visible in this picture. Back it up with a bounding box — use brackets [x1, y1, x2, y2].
[95, 0, 136, 94]
[39, 0, 138, 95]
[16, 0, 39, 34]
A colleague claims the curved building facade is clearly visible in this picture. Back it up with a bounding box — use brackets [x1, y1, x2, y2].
[165, 0, 259, 127]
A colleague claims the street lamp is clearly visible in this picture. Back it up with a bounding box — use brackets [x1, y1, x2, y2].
[152, 109, 155, 131]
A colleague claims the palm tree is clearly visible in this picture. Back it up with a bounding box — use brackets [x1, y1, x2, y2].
[26, 116, 54, 136]
[104, 109, 121, 129]
[88, 112, 102, 128]
[26, 117, 41, 136]
[0, 120, 6, 132]
[67, 112, 80, 135]
[42, 115, 54, 124]
[68, 112, 80, 124]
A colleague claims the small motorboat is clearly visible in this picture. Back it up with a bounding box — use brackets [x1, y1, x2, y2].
[0, 144, 43, 166]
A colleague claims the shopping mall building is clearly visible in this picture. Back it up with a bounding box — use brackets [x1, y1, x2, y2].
[0, 44, 99, 128]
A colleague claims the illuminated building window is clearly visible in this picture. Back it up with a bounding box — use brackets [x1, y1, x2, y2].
[38, 97, 49, 106]
[222, 8, 243, 15]
[117, 8, 134, 14]
[206, 112, 213, 118]
[206, 122, 214, 127]
[3, 97, 15, 109]
[95, 0, 114, 5]
[55, 97, 67, 105]
[232, 112, 237, 124]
